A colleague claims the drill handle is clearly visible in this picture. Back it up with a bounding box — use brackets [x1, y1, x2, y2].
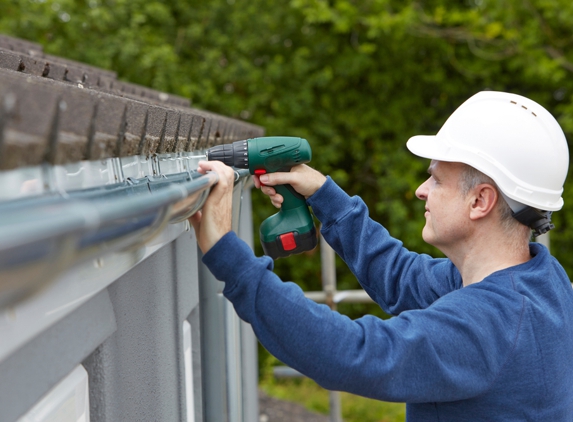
[274, 184, 306, 210]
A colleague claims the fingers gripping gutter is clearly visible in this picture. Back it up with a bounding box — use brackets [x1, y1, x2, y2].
[189, 161, 236, 254]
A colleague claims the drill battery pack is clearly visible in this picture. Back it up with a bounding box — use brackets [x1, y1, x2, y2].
[261, 226, 318, 259]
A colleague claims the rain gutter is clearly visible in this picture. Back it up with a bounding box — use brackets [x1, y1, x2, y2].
[0, 168, 250, 309]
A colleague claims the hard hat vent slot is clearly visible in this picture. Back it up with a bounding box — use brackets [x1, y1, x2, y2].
[509, 99, 537, 117]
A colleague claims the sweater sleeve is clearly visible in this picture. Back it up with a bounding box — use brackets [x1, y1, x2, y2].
[202, 232, 522, 403]
[307, 177, 461, 314]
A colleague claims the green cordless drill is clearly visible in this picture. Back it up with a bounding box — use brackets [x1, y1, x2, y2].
[206, 136, 318, 259]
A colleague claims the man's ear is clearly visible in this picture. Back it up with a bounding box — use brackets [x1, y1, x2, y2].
[469, 184, 498, 221]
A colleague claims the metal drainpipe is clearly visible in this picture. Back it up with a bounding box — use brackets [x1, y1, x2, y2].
[320, 233, 344, 422]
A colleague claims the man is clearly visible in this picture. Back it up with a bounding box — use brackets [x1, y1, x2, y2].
[190, 91, 573, 421]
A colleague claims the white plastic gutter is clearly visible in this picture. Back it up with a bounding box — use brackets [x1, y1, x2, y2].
[0, 168, 250, 309]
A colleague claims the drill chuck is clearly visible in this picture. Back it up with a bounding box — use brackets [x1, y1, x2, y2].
[206, 140, 249, 169]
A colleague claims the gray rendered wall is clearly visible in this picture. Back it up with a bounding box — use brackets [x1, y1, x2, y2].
[0, 290, 116, 422]
[1, 181, 257, 422]
[82, 231, 200, 422]
[82, 180, 257, 422]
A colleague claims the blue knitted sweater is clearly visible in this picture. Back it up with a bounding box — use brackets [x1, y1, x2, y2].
[203, 177, 573, 421]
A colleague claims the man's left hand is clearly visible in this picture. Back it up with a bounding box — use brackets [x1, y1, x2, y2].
[189, 161, 235, 254]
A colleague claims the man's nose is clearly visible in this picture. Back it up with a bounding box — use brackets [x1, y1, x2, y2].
[415, 178, 430, 200]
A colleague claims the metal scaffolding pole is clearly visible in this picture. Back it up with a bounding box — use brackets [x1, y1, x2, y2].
[320, 234, 344, 422]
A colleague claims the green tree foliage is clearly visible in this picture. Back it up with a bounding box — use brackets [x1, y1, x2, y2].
[2, 0, 573, 301]
[3, 2, 573, 417]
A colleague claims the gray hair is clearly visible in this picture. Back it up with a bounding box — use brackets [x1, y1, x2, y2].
[459, 164, 531, 240]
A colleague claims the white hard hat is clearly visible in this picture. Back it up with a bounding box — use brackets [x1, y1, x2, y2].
[407, 91, 569, 212]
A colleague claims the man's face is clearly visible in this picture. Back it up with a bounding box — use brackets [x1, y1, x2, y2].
[415, 160, 472, 252]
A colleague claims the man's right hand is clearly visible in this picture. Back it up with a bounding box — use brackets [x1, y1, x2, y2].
[253, 164, 327, 208]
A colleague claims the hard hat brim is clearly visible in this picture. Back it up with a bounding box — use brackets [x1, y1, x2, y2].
[406, 135, 455, 162]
